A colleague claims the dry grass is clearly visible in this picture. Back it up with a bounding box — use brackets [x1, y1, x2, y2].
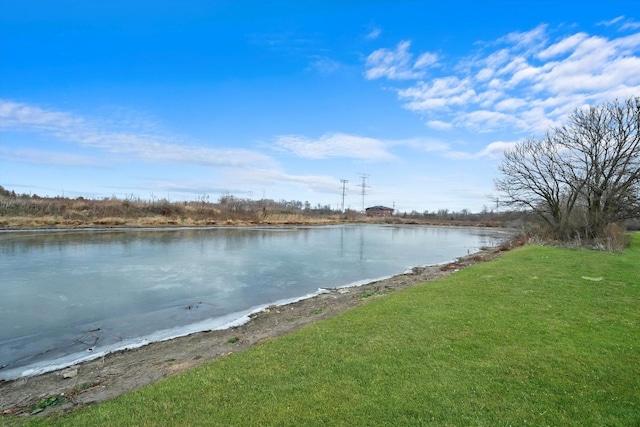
[0, 195, 347, 228]
[0, 192, 511, 230]
[261, 213, 345, 225]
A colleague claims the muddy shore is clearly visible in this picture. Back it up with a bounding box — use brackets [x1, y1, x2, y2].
[0, 245, 509, 419]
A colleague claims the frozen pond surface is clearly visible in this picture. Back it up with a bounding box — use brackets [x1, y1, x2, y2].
[0, 225, 511, 380]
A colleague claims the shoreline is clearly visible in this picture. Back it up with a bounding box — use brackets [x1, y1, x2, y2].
[2, 282, 366, 382]
[0, 215, 506, 232]
[1, 224, 513, 381]
[0, 221, 508, 234]
[0, 243, 514, 418]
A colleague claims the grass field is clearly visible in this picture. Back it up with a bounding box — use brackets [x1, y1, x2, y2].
[4, 234, 639, 426]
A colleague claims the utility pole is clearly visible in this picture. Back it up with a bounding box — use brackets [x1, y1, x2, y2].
[339, 179, 348, 212]
[357, 173, 370, 214]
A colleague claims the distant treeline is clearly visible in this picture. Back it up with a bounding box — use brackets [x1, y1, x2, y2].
[0, 184, 587, 230]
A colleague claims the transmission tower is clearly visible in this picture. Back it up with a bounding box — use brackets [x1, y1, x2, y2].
[339, 179, 348, 212]
[357, 173, 370, 213]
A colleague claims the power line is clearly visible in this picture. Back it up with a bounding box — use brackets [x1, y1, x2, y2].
[357, 173, 370, 213]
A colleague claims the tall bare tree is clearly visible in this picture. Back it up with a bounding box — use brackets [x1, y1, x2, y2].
[496, 97, 640, 240]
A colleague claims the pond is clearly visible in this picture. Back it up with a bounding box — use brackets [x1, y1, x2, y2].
[0, 225, 511, 380]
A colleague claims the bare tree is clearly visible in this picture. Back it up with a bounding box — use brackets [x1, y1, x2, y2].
[496, 97, 640, 240]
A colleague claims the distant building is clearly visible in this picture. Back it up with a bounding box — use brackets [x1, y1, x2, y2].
[365, 205, 394, 217]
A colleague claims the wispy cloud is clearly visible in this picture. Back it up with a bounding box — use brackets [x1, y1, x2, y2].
[246, 30, 319, 54]
[598, 16, 626, 27]
[0, 100, 276, 169]
[399, 77, 476, 110]
[443, 140, 519, 160]
[474, 140, 519, 158]
[537, 32, 589, 60]
[426, 120, 454, 131]
[620, 20, 640, 31]
[598, 15, 640, 31]
[499, 24, 548, 52]
[224, 167, 341, 195]
[151, 181, 249, 196]
[0, 101, 82, 133]
[365, 27, 382, 40]
[364, 40, 438, 80]
[308, 56, 341, 75]
[0, 147, 109, 168]
[392, 137, 451, 153]
[274, 132, 395, 161]
[369, 24, 640, 136]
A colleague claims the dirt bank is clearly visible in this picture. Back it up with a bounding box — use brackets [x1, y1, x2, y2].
[0, 246, 509, 419]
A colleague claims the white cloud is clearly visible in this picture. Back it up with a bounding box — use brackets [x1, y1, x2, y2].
[0, 100, 276, 169]
[373, 24, 640, 136]
[476, 89, 505, 108]
[476, 140, 519, 158]
[533, 33, 640, 95]
[460, 110, 519, 133]
[476, 67, 494, 81]
[225, 167, 340, 195]
[506, 61, 541, 87]
[308, 56, 341, 75]
[494, 97, 527, 112]
[274, 132, 395, 161]
[414, 52, 439, 69]
[518, 104, 560, 133]
[394, 137, 451, 152]
[443, 140, 519, 160]
[484, 49, 512, 69]
[598, 16, 625, 27]
[0, 147, 107, 168]
[365, 27, 382, 40]
[0, 101, 81, 132]
[598, 15, 640, 31]
[426, 120, 453, 131]
[1, 100, 365, 200]
[537, 33, 589, 60]
[500, 24, 548, 52]
[364, 40, 438, 80]
[620, 21, 640, 31]
[399, 77, 476, 111]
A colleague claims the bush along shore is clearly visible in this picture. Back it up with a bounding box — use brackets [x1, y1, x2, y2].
[1, 233, 638, 426]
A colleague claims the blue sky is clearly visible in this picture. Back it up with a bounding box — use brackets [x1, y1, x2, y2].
[1, 1, 639, 213]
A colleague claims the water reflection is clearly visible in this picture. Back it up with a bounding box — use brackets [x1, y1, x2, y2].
[0, 225, 510, 379]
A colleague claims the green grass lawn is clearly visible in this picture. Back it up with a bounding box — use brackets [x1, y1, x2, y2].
[6, 234, 639, 426]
